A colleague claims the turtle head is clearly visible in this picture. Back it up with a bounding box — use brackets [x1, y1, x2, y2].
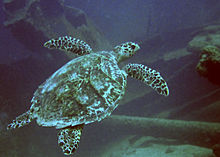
[113, 42, 140, 62]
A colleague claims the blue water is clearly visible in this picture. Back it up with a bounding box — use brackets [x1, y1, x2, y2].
[65, 0, 219, 44]
[0, 0, 220, 157]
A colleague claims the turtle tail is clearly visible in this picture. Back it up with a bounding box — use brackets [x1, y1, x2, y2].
[44, 36, 92, 56]
[124, 63, 169, 96]
[7, 110, 33, 130]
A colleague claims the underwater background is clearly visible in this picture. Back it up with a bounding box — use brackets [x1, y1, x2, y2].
[0, 0, 220, 157]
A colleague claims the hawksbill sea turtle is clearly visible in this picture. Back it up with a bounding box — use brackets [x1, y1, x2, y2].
[7, 36, 169, 155]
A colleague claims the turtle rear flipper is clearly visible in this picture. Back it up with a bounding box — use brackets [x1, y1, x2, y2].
[124, 63, 169, 96]
[7, 110, 33, 130]
[57, 124, 84, 155]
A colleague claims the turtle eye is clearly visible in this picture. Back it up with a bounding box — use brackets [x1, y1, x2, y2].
[131, 45, 136, 50]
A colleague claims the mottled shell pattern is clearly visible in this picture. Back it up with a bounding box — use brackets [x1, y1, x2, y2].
[30, 51, 127, 129]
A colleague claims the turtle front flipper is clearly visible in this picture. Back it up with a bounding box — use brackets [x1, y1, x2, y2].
[7, 110, 33, 130]
[44, 36, 92, 56]
[57, 124, 84, 155]
[123, 63, 169, 96]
